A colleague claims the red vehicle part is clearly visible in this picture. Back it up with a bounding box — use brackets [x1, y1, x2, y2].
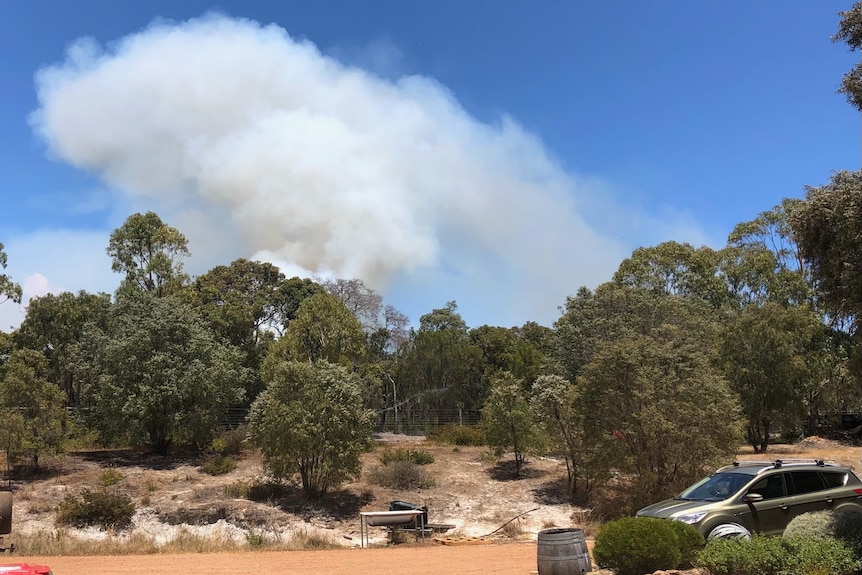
[0, 566, 52, 575]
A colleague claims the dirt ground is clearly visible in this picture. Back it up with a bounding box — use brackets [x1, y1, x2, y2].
[15, 543, 542, 575]
[3, 434, 860, 575]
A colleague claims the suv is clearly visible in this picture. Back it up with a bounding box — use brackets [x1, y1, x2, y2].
[636, 459, 862, 539]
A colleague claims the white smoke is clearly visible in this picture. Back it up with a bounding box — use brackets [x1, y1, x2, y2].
[31, 14, 629, 325]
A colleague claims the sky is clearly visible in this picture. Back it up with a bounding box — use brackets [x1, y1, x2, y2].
[1, 1, 860, 331]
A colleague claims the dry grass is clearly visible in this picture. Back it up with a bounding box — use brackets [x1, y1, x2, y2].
[735, 438, 862, 471]
[12, 527, 340, 556]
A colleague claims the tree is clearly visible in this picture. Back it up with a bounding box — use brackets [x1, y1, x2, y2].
[723, 200, 811, 309]
[188, 259, 300, 401]
[531, 374, 609, 501]
[480, 372, 544, 478]
[106, 212, 190, 297]
[789, 171, 862, 338]
[276, 277, 327, 330]
[719, 303, 823, 452]
[318, 277, 383, 329]
[394, 302, 484, 427]
[270, 293, 366, 365]
[0, 349, 66, 470]
[834, 2, 862, 111]
[580, 334, 742, 508]
[0, 242, 22, 306]
[14, 291, 112, 406]
[553, 283, 742, 507]
[75, 293, 249, 454]
[248, 360, 373, 499]
[470, 325, 546, 388]
[613, 241, 728, 307]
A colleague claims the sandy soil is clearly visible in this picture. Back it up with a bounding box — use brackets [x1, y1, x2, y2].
[7, 435, 584, 550]
[15, 543, 543, 575]
[4, 434, 859, 575]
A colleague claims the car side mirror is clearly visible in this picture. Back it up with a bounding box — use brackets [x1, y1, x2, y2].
[745, 493, 763, 503]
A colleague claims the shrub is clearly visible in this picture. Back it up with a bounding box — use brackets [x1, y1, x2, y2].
[427, 424, 484, 446]
[695, 536, 860, 575]
[379, 447, 435, 466]
[214, 426, 247, 456]
[593, 517, 681, 575]
[784, 508, 862, 560]
[666, 520, 705, 568]
[97, 469, 124, 487]
[199, 455, 237, 476]
[224, 480, 251, 499]
[56, 489, 135, 530]
[367, 461, 436, 490]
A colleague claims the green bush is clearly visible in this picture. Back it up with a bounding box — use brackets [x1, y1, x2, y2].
[666, 520, 706, 568]
[427, 424, 484, 446]
[56, 489, 135, 530]
[199, 455, 237, 476]
[379, 447, 435, 466]
[97, 469, 124, 487]
[593, 517, 681, 575]
[784, 508, 862, 560]
[695, 536, 860, 575]
[367, 461, 436, 490]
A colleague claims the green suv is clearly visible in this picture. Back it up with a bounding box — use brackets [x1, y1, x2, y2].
[636, 459, 862, 539]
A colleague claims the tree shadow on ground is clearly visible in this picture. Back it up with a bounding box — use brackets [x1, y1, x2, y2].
[532, 475, 573, 505]
[76, 448, 199, 470]
[485, 460, 547, 481]
[247, 482, 374, 521]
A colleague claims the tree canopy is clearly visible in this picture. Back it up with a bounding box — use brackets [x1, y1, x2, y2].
[107, 212, 190, 298]
[75, 293, 249, 454]
[0, 242, 22, 306]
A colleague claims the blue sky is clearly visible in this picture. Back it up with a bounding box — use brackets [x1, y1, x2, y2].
[1, 1, 859, 331]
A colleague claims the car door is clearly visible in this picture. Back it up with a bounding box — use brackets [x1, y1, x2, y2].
[786, 470, 829, 521]
[735, 472, 793, 535]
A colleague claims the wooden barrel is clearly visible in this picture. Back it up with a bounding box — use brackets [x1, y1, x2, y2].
[0, 491, 12, 535]
[537, 528, 591, 575]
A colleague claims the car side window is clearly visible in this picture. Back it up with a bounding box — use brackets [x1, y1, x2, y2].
[821, 472, 848, 489]
[748, 473, 786, 499]
[788, 471, 826, 495]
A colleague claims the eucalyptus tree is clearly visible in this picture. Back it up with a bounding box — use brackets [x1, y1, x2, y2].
[248, 360, 373, 499]
[480, 371, 545, 478]
[469, 324, 546, 387]
[107, 212, 190, 297]
[0, 242, 22, 306]
[14, 290, 112, 406]
[0, 349, 66, 470]
[531, 374, 609, 501]
[790, 171, 862, 339]
[718, 303, 823, 452]
[394, 302, 483, 427]
[188, 259, 298, 401]
[834, 2, 862, 111]
[722, 199, 811, 309]
[613, 241, 729, 307]
[270, 292, 366, 366]
[75, 292, 249, 454]
[552, 283, 741, 506]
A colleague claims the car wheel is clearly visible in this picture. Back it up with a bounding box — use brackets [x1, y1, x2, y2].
[707, 523, 752, 540]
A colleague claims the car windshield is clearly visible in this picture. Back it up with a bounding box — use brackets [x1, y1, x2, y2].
[676, 472, 752, 502]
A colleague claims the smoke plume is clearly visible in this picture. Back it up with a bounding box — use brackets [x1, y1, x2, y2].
[31, 14, 626, 325]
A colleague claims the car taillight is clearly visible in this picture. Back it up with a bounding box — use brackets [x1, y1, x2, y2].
[854, 488, 862, 495]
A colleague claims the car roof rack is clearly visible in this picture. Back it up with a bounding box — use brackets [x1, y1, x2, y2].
[728, 458, 835, 471]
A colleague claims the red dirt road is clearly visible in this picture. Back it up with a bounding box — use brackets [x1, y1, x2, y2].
[15, 543, 540, 575]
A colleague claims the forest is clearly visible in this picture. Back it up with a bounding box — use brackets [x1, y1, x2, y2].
[0, 4, 860, 507]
